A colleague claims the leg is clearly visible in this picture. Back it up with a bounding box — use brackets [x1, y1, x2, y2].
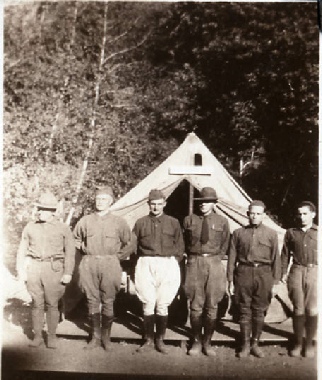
[26, 261, 45, 347]
[135, 257, 157, 352]
[203, 258, 226, 357]
[100, 256, 122, 351]
[155, 257, 181, 354]
[287, 265, 305, 357]
[250, 266, 274, 358]
[43, 262, 66, 349]
[79, 257, 102, 348]
[184, 256, 206, 356]
[304, 266, 318, 358]
[234, 265, 253, 358]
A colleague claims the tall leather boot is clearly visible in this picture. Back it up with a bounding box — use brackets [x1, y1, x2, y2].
[29, 308, 45, 348]
[136, 314, 155, 353]
[84, 313, 101, 350]
[188, 315, 203, 356]
[237, 321, 251, 358]
[155, 315, 169, 354]
[304, 315, 317, 358]
[46, 309, 60, 349]
[101, 315, 113, 351]
[290, 315, 305, 357]
[251, 317, 265, 358]
[202, 317, 216, 357]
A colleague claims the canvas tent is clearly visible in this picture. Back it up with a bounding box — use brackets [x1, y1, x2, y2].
[111, 132, 285, 247]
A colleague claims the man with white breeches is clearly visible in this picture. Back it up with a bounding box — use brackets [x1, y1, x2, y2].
[133, 189, 184, 354]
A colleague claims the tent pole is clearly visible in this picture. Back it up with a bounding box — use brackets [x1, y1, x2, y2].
[189, 183, 194, 215]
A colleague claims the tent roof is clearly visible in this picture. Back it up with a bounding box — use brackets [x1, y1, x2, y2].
[111, 132, 285, 245]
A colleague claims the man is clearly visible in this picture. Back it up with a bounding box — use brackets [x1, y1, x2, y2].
[183, 187, 230, 357]
[16, 191, 75, 349]
[73, 186, 132, 351]
[281, 201, 318, 358]
[227, 200, 281, 358]
[133, 189, 184, 354]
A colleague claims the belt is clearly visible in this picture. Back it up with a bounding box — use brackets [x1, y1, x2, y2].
[239, 262, 270, 268]
[294, 263, 318, 268]
[30, 257, 63, 262]
[189, 253, 215, 257]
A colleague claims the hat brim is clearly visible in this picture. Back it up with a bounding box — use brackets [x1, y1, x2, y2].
[34, 203, 57, 210]
[194, 197, 218, 201]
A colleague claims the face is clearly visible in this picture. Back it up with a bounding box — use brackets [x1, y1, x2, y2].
[149, 198, 166, 217]
[199, 201, 215, 216]
[37, 208, 55, 222]
[247, 205, 265, 226]
[95, 194, 113, 212]
[297, 206, 315, 227]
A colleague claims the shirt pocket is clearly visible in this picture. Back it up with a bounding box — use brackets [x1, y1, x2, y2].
[208, 225, 225, 250]
[104, 231, 119, 251]
[187, 223, 200, 246]
[140, 227, 153, 249]
[257, 239, 272, 260]
[162, 226, 175, 249]
[48, 231, 64, 251]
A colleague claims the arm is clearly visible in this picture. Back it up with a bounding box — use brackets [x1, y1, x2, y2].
[117, 220, 136, 261]
[271, 231, 281, 285]
[227, 231, 237, 285]
[220, 218, 230, 257]
[61, 225, 76, 284]
[73, 218, 85, 254]
[174, 220, 185, 262]
[280, 230, 291, 282]
[16, 226, 29, 281]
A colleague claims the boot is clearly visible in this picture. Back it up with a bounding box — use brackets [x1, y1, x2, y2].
[290, 315, 305, 357]
[188, 315, 203, 356]
[251, 318, 265, 358]
[84, 313, 101, 350]
[101, 315, 113, 351]
[46, 309, 60, 349]
[29, 309, 44, 348]
[202, 318, 216, 357]
[155, 315, 169, 354]
[136, 315, 155, 353]
[237, 321, 251, 358]
[304, 315, 317, 358]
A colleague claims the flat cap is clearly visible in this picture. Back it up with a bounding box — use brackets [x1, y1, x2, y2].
[148, 189, 166, 201]
[96, 186, 114, 200]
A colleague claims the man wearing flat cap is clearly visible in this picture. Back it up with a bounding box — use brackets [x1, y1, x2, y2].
[73, 186, 132, 351]
[133, 189, 184, 354]
[227, 200, 281, 358]
[281, 201, 318, 358]
[16, 191, 75, 349]
[183, 187, 230, 357]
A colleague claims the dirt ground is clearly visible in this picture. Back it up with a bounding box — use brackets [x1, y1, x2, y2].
[2, 268, 317, 380]
[2, 310, 317, 380]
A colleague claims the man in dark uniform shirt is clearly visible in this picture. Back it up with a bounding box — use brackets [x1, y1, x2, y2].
[183, 187, 230, 357]
[227, 200, 281, 358]
[281, 201, 318, 358]
[133, 189, 184, 354]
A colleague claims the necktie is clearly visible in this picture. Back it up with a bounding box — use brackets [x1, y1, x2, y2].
[200, 216, 209, 245]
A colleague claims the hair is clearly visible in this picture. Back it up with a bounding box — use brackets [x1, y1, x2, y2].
[297, 201, 316, 213]
[248, 200, 266, 212]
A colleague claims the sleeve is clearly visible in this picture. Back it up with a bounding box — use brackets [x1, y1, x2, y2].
[281, 230, 292, 278]
[227, 231, 237, 282]
[271, 231, 281, 284]
[63, 225, 76, 275]
[174, 219, 185, 261]
[117, 219, 136, 261]
[220, 218, 230, 257]
[16, 225, 29, 276]
[183, 216, 191, 250]
[73, 218, 85, 252]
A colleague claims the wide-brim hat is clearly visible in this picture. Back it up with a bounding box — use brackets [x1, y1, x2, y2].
[194, 187, 218, 201]
[34, 192, 58, 210]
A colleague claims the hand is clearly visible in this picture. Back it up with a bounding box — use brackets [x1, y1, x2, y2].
[61, 274, 72, 285]
[227, 281, 234, 296]
[271, 284, 278, 297]
[280, 274, 288, 284]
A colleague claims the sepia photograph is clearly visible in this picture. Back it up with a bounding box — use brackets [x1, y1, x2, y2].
[2, 1, 319, 379]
